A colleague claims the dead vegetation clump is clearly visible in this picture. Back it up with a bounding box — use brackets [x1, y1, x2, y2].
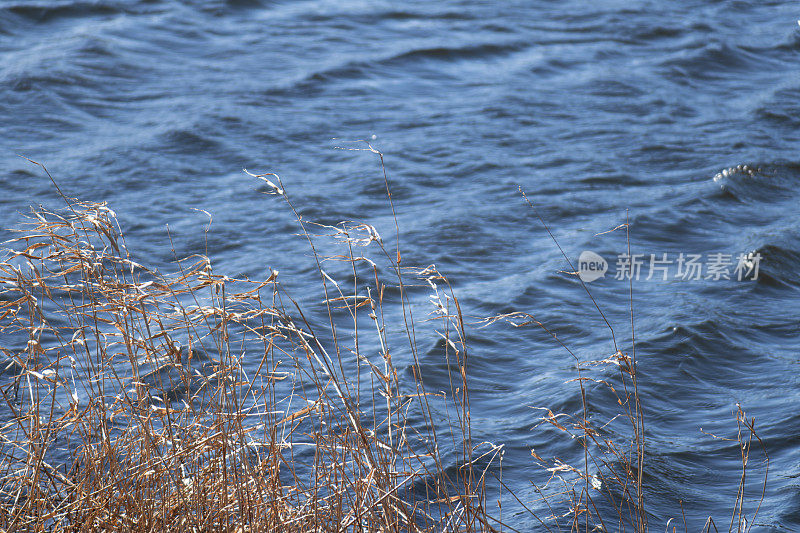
[0, 155, 769, 532]
[0, 162, 501, 532]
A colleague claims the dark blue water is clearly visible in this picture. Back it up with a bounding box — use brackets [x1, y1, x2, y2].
[2, 1, 799, 530]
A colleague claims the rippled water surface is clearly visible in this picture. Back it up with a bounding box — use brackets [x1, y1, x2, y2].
[2, 1, 799, 530]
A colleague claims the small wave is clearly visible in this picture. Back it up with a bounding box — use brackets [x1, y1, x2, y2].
[631, 21, 713, 43]
[283, 41, 524, 94]
[585, 78, 646, 99]
[711, 163, 758, 182]
[2, 1, 127, 23]
[709, 161, 797, 204]
[387, 42, 524, 64]
[0, 33, 126, 95]
[755, 85, 800, 127]
[380, 9, 474, 22]
[5, 67, 92, 92]
[157, 128, 223, 155]
[659, 40, 777, 82]
[745, 242, 800, 289]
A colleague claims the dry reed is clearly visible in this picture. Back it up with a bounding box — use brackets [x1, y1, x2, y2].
[0, 154, 768, 532]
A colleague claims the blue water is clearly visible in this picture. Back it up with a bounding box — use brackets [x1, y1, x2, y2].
[2, 1, 799, 530]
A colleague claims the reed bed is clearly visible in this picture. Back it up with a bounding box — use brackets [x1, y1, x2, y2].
[0, 158, 501, 532]
[0, 155, 768, 532]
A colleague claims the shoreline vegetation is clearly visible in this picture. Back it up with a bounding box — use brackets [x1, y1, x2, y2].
[0, 156, 767, 532]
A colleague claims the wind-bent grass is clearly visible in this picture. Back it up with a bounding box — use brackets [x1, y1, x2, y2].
[0, 154, 768, 532]
[0, 155, 504, 532]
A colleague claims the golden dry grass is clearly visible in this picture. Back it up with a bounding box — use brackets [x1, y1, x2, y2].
[0, 161, 502, 531]
[0, 156, 768, 532]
